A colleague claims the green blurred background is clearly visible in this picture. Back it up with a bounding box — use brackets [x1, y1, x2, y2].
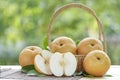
[0, 0, 120, 65]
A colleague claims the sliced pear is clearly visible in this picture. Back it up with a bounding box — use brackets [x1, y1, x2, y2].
[34, 50, 52, 75]
[41, 50, 52, 61]
[49, 52, 63, 76]
[64, 52, 77, 76]
[50, 52, 77, 76]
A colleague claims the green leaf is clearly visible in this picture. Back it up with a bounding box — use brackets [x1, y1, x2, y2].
[21, 65, 35, 73]
[82, 72, 95, 78]
[75, 40, 80, 45]
[104, 74, 112, 77]
[73, 71, 82, 76]
[27, 69, 46, 77]
[82, 72, 112, 78]
[21, 65, 46, 76]
[43, 37, 49, 50]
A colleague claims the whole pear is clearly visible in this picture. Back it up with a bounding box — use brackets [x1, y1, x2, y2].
[50, 36, 76, 54]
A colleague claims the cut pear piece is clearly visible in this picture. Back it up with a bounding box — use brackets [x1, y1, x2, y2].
[34, 50, 52, 75]
[41, 50, 52, 61]
[64, 52, 77, 76]
[50, 52, 63, 76]
[50, 52, 77, 76]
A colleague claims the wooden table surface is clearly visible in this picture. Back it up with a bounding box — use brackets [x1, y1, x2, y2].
[0, 65, 120, 80]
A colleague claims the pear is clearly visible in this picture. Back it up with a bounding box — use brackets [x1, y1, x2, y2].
[83, 50, 111, 77]
[77, 37, 103, 55]
[34, 50, 53, 75]
[50, 36, 76, 54]
[19, 46, 42, 67]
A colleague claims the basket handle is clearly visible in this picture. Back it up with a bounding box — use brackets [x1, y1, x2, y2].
[47, 3, 107, 53]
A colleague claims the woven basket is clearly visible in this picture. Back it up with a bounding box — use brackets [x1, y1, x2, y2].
[47, 3, 107, 72]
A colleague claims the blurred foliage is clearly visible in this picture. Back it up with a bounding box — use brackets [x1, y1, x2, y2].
[0, 0, 120, 65]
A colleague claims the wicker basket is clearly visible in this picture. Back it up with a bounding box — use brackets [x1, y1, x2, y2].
[47, 3, 107, 72]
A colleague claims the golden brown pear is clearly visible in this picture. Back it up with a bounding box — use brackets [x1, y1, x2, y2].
[77, 37, 103, 55]
[50, 36, 76, 54]
[19, 46, 42, 67]
[83, 50, 111, 77]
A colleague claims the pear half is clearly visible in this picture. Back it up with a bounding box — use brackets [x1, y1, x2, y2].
[50, 52, 77, 76]
[34, 50, 52, 75]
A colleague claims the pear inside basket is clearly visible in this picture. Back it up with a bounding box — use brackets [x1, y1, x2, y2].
[20, 3, 111, 77]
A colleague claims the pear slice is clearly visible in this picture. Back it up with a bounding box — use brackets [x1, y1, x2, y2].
[34, 50, 52, 75]
[50, 52, 77, 76]
[41, 50, 52, 61]
[64, 52, 77, 76]
[49, 52, 63, 76]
